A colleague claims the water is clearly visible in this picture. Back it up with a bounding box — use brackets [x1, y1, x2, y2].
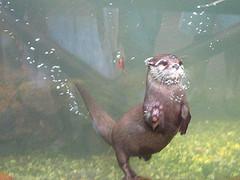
[0, 0, 239, 179]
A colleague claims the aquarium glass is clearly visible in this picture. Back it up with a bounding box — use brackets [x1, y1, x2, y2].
[0, 0, 239, 179]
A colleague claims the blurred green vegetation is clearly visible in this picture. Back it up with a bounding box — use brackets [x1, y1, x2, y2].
[1, 0, 240, 179]
[0, 119, 239, 180]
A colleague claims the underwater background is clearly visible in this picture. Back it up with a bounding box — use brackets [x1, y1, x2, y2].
[0, 0, 239, 179]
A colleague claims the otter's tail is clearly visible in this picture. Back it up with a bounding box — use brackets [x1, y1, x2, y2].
[74, 81, 115, 145]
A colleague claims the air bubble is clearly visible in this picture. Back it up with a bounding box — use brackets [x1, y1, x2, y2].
[37, 63, 44, 68]
[200, 11, 205, 15]
[52, 66, 60, 69]
[130, 57, 136, 61]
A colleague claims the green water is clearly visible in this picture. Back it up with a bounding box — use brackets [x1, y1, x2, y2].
[0, 0, 240, 179]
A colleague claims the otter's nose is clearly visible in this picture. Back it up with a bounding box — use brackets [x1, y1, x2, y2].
[172, 64, 179, 70]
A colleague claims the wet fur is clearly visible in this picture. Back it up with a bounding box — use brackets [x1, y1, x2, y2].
[144, 54, 191, 133]
[74, 54, 191, 180]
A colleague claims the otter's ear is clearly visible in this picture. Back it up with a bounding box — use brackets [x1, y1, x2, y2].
[179, 104, 191, 135]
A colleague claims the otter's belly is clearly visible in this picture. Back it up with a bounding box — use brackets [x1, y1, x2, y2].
[127, 129, 177, 156]
[112, 118, 178, 156]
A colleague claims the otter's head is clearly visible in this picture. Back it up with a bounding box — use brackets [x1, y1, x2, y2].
[145, 54, 186, 86]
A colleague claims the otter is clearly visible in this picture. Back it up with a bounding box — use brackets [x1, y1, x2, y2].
[74, 54, 191, 180]
[143, 54, 191, 134]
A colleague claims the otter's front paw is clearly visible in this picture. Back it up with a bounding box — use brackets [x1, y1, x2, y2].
[144, 102, 160, 120]
[144, 101, 164, 130]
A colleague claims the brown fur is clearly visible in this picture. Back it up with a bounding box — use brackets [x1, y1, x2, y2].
[143, 54, 191, 134]
[74, 55, 191, 180]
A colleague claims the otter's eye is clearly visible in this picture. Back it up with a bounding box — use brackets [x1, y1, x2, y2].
[160, 60, 168, 66]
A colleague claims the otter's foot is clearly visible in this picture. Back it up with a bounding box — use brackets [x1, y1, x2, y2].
[117, 150, 136, 180]
[135, 176, 151, 180]
[138, 154, 152, 161]
[122, 176, 151, 180]
[122, 176, 135, 180]
[142, 154, 152, 161]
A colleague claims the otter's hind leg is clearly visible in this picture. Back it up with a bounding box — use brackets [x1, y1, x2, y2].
[115, 150, 136, 180]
